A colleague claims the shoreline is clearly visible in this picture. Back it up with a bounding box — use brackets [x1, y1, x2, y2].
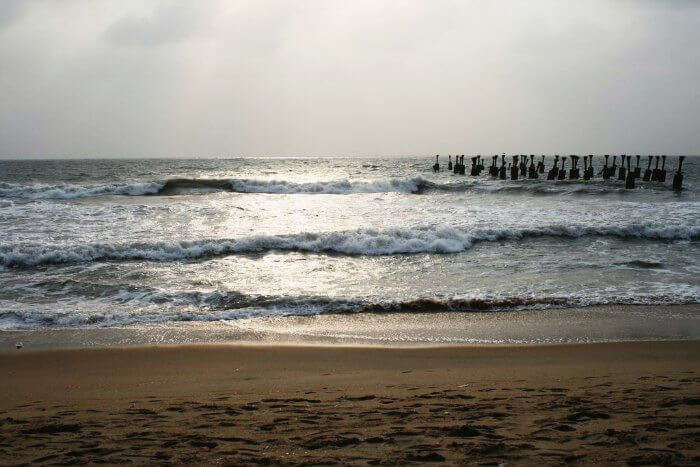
[1, 340, 698, 464]
[2, 303, 698, 352]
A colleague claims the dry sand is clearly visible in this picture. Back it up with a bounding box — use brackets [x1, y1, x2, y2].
[1, 341, 698, 465]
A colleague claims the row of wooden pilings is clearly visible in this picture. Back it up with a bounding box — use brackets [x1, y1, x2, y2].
[432, 155, 685, 191]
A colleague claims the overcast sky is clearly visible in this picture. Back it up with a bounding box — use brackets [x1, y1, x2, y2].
[1, 0, 698, 158]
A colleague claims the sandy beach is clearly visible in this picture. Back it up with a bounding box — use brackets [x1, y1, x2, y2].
[1, 340, 698, 465]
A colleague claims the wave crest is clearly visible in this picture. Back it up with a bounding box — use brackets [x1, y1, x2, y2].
[1, 289, 697, 329]
[0, 181, 164, 199]
[0, 176, 429, 199]
[1, 223, 697, 268]
[2, 175, 692, 199]
[226, 177, 426, 194]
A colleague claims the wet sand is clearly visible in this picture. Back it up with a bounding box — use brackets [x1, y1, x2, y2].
[1, 341, 698, 464]
[2, 304, 699, 349]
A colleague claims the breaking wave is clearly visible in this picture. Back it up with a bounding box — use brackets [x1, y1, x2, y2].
[3, 175, 682, 199]
[225, 177, 426, 194]
[615, 260, 666, 269]
[1, 288, 697, 329]
[0, 176, 429, 199]
[0, 181, 164, 199]
[1, 223, 697, 268]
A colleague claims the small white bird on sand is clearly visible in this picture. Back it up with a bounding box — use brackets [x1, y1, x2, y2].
[15, 342, 23, 349]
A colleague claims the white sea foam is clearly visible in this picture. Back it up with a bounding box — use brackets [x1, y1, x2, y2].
[1, 174, 691, 199]
[226, 176, 427, 194]
[0, 181, 164, 199]
[0, 177, 431, 199]
[1, 223, 697, 268]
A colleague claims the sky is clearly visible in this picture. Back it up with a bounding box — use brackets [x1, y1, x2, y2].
[0, 0, 699, 158]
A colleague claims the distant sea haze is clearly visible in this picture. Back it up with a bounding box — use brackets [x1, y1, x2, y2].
[0, 156, 698, 332]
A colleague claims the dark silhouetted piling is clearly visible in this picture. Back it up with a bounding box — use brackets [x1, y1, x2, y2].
[602, 155, 611, 180]
[618, 154, 627, 181]
[528, 155, 538, 179]
[569, 155, 580, 179]
[659, 155, 667, 182]
[673, 156, 685, 191]
[625, 156, 635, 189]
[642, 156, 652, 181]
[489, 155, 498, 176]
[547, 155, 559, 180]
[583, 155, 593, 180]
[558, 157, 567, 180]
[651, 156, 661, 181]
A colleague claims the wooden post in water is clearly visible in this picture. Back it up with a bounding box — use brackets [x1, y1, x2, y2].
[659, 156, 667, 182]
[651, 156, 661, 181]
[528, 155, 538, 179]
[672, 156, 685, 191]
[511, 156, 519, 180]
[618, 155, 627, 181]
[602, 155, 610, 180]
[489, 155, 498, 176]
[547, 155, 559, 180]
[642, 156, 652, 181]
[570, 155, 580, 179]
[625, 156, 635, 189]
[558, 157, 567, 180]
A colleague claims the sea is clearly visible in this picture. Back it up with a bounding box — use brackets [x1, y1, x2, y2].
[1, 156, 699, 347]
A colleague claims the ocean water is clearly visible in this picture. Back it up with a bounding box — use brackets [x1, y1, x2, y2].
[0, 156, 698, 339]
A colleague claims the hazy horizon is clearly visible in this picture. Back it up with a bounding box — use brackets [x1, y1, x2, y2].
[1, 0, 699, 159]
[2, 153, 700, 162]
